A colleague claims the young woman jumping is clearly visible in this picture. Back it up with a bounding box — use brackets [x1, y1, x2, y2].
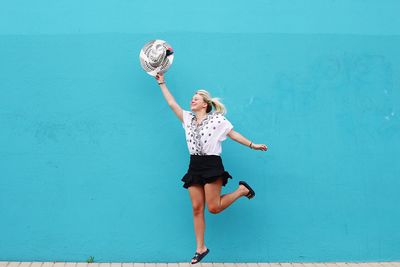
[155, 72, 268, 264]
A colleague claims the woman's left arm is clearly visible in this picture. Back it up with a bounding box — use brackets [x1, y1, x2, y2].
[227, 130, 268, 151]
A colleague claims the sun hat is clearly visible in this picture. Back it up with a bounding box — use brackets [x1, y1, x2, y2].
[139, 39, 174, 76]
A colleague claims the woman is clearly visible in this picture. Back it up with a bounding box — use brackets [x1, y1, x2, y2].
[155, 72, 268, 264]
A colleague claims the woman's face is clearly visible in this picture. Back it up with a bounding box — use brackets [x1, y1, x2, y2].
[190, 94, 207, 112]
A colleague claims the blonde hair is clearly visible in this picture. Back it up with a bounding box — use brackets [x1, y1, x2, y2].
[195, 89, 227, 115]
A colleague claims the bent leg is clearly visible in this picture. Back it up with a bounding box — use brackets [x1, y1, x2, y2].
[204, 178, 247, 214]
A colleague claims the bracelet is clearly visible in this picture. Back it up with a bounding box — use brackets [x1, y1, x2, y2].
[249, 142, 253, 149]
[158, 82, 165, 85]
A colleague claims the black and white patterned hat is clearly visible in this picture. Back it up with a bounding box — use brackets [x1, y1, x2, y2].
[139, 39, 174, 76]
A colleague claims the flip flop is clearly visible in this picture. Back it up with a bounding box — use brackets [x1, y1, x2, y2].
[239, 181, 255, 199]
[191, 248, 210, 264]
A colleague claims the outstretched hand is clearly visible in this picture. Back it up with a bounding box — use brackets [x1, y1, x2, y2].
[252, 143, 268, 151]
[155, 72, 165, 83]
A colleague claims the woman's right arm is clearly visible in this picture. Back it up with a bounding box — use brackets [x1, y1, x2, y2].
[155, 73, 183, 123]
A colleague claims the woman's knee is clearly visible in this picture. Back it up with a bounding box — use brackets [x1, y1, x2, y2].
[192, 202, 205, 215]
[207, 202, 221, 214]
[204, 179, 223, 214]
[189, 184, 205, 215]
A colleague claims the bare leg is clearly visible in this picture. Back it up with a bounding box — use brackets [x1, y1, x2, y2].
[204, 178, 250, 214]
[188, 184, 208, 262]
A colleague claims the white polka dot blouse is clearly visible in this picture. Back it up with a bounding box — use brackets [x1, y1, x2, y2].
[182, 110, 234, 156]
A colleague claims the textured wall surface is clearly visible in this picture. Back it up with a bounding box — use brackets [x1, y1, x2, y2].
[1, 0, 400, 263]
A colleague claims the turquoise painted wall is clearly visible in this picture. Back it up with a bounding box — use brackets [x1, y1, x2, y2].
[1, 0, 400, 263]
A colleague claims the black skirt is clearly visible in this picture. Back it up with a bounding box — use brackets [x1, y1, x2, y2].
[181, 154, 233, 189]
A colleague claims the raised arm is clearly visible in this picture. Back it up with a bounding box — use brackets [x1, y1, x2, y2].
[155, 72, 183, 123]
[227, 129, 268, 151]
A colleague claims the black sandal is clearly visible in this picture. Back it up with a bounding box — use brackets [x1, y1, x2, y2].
[239, 181, 255, 199]
[191, 248, 209, 264]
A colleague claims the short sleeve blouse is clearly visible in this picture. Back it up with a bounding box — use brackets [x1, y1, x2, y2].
[182, 110, 233, 156]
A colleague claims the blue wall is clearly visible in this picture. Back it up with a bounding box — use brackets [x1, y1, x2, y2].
[1, 0, 399, 263]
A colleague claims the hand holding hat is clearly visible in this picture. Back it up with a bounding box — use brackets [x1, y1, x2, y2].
[155, 72, 165, 84]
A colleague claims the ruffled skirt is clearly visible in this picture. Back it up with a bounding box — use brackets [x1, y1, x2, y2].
[181, 154, 232, 189]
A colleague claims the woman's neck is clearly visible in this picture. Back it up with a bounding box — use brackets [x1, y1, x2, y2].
[195, 111, 208, 121]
